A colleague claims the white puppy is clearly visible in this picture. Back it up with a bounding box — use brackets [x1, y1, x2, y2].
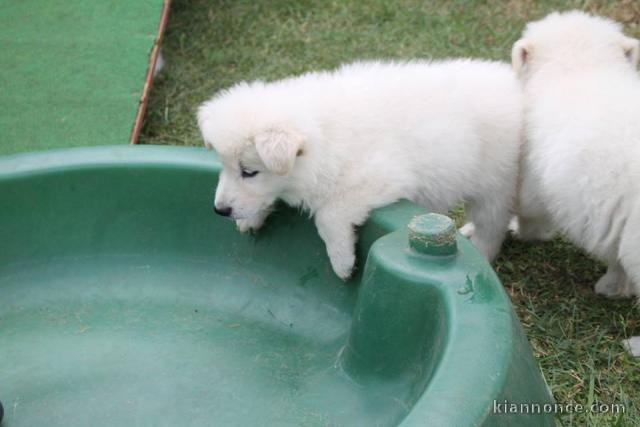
[512, 10, 640, 299]
[198, 60, 523, 279]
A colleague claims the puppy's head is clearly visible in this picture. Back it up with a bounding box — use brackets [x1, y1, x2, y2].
[512, 10, 639, 77]
[197, 85, 305, 220]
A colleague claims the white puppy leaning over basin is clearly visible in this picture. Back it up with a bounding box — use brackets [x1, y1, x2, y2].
[197, 60, 523, 279]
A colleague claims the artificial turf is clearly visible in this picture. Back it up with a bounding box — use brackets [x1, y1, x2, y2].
[140, 1, 640, 425]
[0, 0, 165, 155]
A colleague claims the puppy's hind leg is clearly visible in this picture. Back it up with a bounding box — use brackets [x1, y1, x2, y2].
[459, 222, 475, 238]
[617, 209, 640, 357]
[514, 164, 556, 241]
[623, 337, 640, 358]
[511, 214, 556, 241]
[618, 209, 640, 298]
[512, 177, 556, 240]
[465, 196, 511, 262]
[594, 262, 630, 298]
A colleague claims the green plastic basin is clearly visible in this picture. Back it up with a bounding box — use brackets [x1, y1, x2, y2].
[0, 146, 553, 426]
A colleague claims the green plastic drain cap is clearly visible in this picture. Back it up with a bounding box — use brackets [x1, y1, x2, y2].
[408, 213, 457, 256]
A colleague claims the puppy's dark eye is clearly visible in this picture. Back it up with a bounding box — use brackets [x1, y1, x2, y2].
[241, 168, 259, 178]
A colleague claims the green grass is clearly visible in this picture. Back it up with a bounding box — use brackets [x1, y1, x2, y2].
[140, 1, 640, 425]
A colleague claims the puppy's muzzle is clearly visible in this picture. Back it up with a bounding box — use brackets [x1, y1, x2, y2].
[214, 205, 233, 217]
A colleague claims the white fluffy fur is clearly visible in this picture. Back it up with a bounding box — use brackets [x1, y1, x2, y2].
[198, 60, 523, 279]
[512, 10, 640, 298]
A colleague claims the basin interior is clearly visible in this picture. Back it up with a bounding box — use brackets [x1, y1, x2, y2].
[1, 164, 442, 426]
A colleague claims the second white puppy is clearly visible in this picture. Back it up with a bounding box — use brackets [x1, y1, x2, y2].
[512, 11, 640, 297]
[198, 60, 523, 279]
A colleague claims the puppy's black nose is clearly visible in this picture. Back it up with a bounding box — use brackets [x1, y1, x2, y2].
[214, 206, 232, 217]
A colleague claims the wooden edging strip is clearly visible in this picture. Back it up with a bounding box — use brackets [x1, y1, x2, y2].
[130, 0, 171, 145]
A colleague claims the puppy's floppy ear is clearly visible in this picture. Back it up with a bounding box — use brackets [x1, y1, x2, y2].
[622, 36, 640, 67]
[196, 104, 215, 149]
[254, 127, 305, 176]
[511, 39, 531, 73]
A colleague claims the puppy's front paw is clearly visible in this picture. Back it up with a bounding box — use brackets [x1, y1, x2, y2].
[314, 209, 358, 281]
[236, 217, 265, 234]
[329, 251, 356, 281]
